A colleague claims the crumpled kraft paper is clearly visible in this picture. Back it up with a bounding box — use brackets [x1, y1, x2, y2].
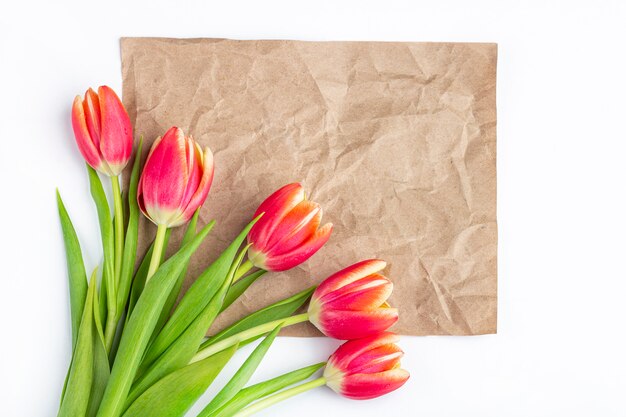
[120, 37, 497, 336]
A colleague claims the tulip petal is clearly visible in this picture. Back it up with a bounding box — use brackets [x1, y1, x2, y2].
[137, 136, 163, 219]
[314, 259, 387, 299]
[340, 368, 409, 400]
[71, 95, 104, 171]
[140, 127, 188, 224]
[262, 222, 332, 272]
[346, 344, 404, 375]
[248, 183, 304, 249]
[175, 146, 214, 227]
[83, 88, 102, 149]
[98, 85, 133, 174]
[264, 200, 322, 255]
[314, 307, 398, 340]
[179, 138, 202, 210]
[143, 134, 163, 163]
[327, 334, 400, 371]
[318, 274, 393, 311]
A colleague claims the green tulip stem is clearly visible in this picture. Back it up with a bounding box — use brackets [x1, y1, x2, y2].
[146, 224, 168, 282]
[233, 259, 254, 282]
[191, 313, 310, 364]
[111, 175, 124, 284]
[103, 176, 125, 352]
[232, 377, 327, 417]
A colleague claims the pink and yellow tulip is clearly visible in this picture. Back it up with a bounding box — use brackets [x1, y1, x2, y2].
[247, 183, 332, 272]
[137, 126, 214, 228]
[324, 332, 409, 400]
[71, 86, 133, 176]
[308, 259, 398, 340]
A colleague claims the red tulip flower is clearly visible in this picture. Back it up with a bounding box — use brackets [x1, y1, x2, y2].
[137, 126, 214, 228]
[308, 259, 398, 339]
[246, 183, 332, 272]
[71, 86, 133, 176]
[324, 332, 409, 400]
[219, 333, 409, 416]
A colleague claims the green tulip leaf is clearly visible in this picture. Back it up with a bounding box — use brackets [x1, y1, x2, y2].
[87, 166, 116, 316]
[56, 190, 88, 349]
[99, 267, 108, 326]
[126, 229, 172, 320]
[201, 324, 282, 416]
[142, 216, 260, 369]
[220, 269, 267, 313]
[117, 138, 143, 314]
[122, 345, 238, 417]
[128, 243, 249, 405]
[95, 222, 214, 417]
[87, 279, 111, 417]
[199, 286, 314, 351]
[205, 363, 325, 417]
[153, 209, 200, 338]
[58, 271, 98, 417]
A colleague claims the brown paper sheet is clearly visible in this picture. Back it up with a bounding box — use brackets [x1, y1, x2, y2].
[121, 38, 497, 336]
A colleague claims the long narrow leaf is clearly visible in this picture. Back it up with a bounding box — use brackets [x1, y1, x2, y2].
[128, 244, 249, 405]
[87, 166, 115, 311]
[205, 363, 325, 417]
[87, 281, 111, 417]
[199, 286, 314, 351]
[143, 216, 260, 368]
[220, 270, 267, 314]
[122, 345, 238, 417]
[117, 138, 143, 313]
[99, 268, 108, 325]
[202, 324, 282, 415]
[154, 209, 200, 337]
[126, 229, 172, 319]
[95, 222, 214, 417]
[58, 272, 98, 417]
[56, 190, 88, 349]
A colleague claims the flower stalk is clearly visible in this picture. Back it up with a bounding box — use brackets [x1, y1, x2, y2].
[191, 313, 310, 363]
[146, 223, 168, 282]
[231, 377, 327, 417]
[111, 175, 125, 283]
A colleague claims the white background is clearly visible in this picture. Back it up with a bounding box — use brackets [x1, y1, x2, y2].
[1, 1, 625, 416]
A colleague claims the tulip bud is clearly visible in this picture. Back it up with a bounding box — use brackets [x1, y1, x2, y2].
[137, 126, 214, 228]
[308, 259, 398, 340]
[324, 332, 409, 400]
[247, 183, 332, 272]
[71, 86, 133, 176]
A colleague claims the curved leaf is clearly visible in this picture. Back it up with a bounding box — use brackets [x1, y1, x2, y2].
[56, 190, 88, 348]
[87, 166, 115, 316]
[117, 138, 143, 313]
[58, 272, 98, 417]
[202, 324, 282, 415]
[128, 243, 249, 405]
[95, 222, 214, 417]
[122, 345, 237, 417]
[220, 270, 267, 313]
[204, 363, 325, 417]
[87, 281, 111, 417]
[199, 286, 314, 351]
[126, 229, 172, 320]
[142, 216, 260, 369]
[153, 209, 200, 337]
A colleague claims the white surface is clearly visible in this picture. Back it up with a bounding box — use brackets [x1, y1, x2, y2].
[1, 1, 625, 416]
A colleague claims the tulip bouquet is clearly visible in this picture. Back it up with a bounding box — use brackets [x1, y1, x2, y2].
[57, 85, 409, 417]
